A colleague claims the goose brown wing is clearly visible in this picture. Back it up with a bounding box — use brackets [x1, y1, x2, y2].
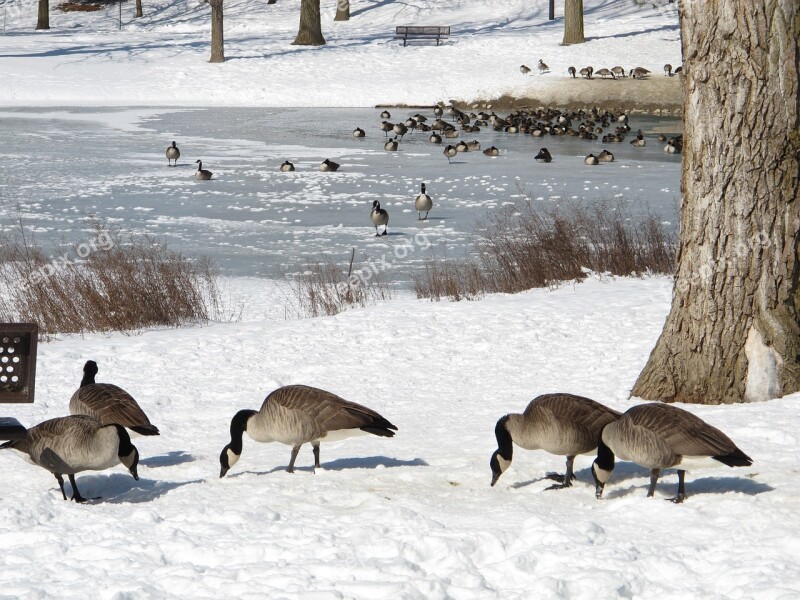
[529, 393, 621, 432]
[265, 385, 397, 436]
[625, 403, 739, 457]
[70, 384, 158, 433]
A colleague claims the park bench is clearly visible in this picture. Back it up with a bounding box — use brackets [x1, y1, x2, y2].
[0, 323, 38, 440]
[395, 26, 450, 47]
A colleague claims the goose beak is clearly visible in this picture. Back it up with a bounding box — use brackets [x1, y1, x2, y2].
[220, 466, 229, 479]
[490, 471, 501, 487]
[129, 463, 139, 481]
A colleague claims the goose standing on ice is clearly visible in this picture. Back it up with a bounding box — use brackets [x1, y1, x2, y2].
[70, 360, 159, 437]
[443, 145, 457, 163]
[568, 66, 576, 78]
[414, 183, 433, 220]
[194, 160, 213, 180]
[490, 393, 621, 489]
[537, 59, 550, 74]
[592, 403, 753, 503]
[370, 200, 389, 236]
[1, 415, 139, 503]
[166, 141, 180, 166]
[219, 385, 397, 477]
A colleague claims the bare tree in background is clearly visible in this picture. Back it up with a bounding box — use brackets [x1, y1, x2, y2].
[36, 0, 49, 30]
[208, 0, 225, 62]
[135, 0, 143, 18]
[293, 0, 326, 45]
[562, 0, 584, 45]
[632, 0, 800, 404]
[334, 0, 350, 22]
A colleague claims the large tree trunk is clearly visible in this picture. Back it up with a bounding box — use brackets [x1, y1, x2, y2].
[561, 0, 584, 45]
[293, 0, 326, 45]
[36, 0, 49, 30]
[334, 0, 349, 22]
[209, 0, 224, 63]
[135, 0, 143, 18]
[632, 0, 800, 405]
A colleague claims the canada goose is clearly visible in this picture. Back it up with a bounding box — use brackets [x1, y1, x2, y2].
[393, 122, 408, 140]
[371, 200, 389, 235]
[520, 64, 532, 75]
[568, 66, 576, 78]
[630, 67, 651, 79]
[414, 183, 433, 220]
[165, 141, 180, 166]
[674, 65, 683, 75]
[443, 128, 459, 139]
[657, 134, 667, 142]
[490, 393, 621, 488]
[664, 63, 673, 76]
[429, 132, 443, 144]
[579, 66, 593, 79]
[194, 160, 212, 180]
[630, 130, 646, 147]
[433, 105, 444, 118]
[598, 149, 615, 162]
[320, 159, 340, 172]
[443, 145, 457, 163]
[466, 140, 481, 152]
[1, 415, 139, 503]
[611, 66, 625, 78]
[404, 117, 418, 131]
[664, 137, 683, 154]
[219, 385, 396, 477]
[70, 360, 159, 436]
[353, 127, 365, 138]
[535, 148, 552, 163]
[384, 137, 399, 151]
[280, 160, 295, 172]
[537, 59, 549, 74]
[596, 68, 615, 79]
[584, 153, 599, 165]
[380, 110, 391, 119]
[380, 121, 394, 136]
[455, 140, 469, 152]
[483, 146, 500, 157]
[592, 403, 753, 503]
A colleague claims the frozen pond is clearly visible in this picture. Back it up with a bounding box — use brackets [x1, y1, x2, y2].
[0, 107, 681, 284]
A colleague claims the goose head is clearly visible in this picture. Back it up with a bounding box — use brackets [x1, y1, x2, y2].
[372, 200, 381, 212]
[114, 425, 140, 481]
[490, 415, 513, 486]
[420, 183, 426, 195]
[81, 359, 99, 387]
[219, 409, 257, 477]
[591, 436, 615, 498]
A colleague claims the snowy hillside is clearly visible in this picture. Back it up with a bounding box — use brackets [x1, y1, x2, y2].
[0, 0, 683, 106]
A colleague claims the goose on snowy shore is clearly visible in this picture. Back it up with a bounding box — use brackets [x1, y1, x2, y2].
[592, 403, 753, 503]
[490, 393, 621, 489]
[371, 200, 389, 235]
[219, 385, 397, 477]
[194, 160, 213, 180]
[165, 141, 180, 166]
[414, 183, 433, 220]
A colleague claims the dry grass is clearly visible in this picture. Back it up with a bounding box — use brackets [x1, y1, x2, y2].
[57, 2, 104, 11]
[414, 200, 676, 301]
[0, 222, 220, 334]
[287, 250, 392, 318]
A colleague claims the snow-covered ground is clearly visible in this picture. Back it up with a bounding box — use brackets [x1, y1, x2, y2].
[4, 1, 798, 598]
[2, 277, 798, 599]
[0, 0, 683, 107]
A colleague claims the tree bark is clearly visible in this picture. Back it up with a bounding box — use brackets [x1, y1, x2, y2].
[632, 0, 800, 404]
[293, 0, 326, 45]
[36, 0, 49, 30]
[334, 0, 349, 22]
[209, 0, 224, 63]
[135, 0, 143, 18]
[562, 0, 584, 45]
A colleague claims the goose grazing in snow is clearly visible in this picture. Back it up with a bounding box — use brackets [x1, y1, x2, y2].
[595, 68, 615, 79]
[1, 415, 139, 503]
[520, 64, 531, 75]
[490, 393, 621, 488]
[611, 66, 625, 78]
[414, 183, 433, 220]
[280, 160, 295, 172]
[592, 403, 753, 503]
[568, 66, 576, 78]
[219, 385, 397, 477]
[165, 141, 180, 166]
[194, 160, 213, 180]
[630, 67, 651, 79]
[579, 66, 593, 79]
[70, 360, 159, 437]
[370, 200, 389, 235]
[664, 63, 673, 76]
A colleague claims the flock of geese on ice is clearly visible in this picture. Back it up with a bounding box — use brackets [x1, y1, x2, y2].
[2, 360, 752, 505]
[168, 95, 683, 237]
